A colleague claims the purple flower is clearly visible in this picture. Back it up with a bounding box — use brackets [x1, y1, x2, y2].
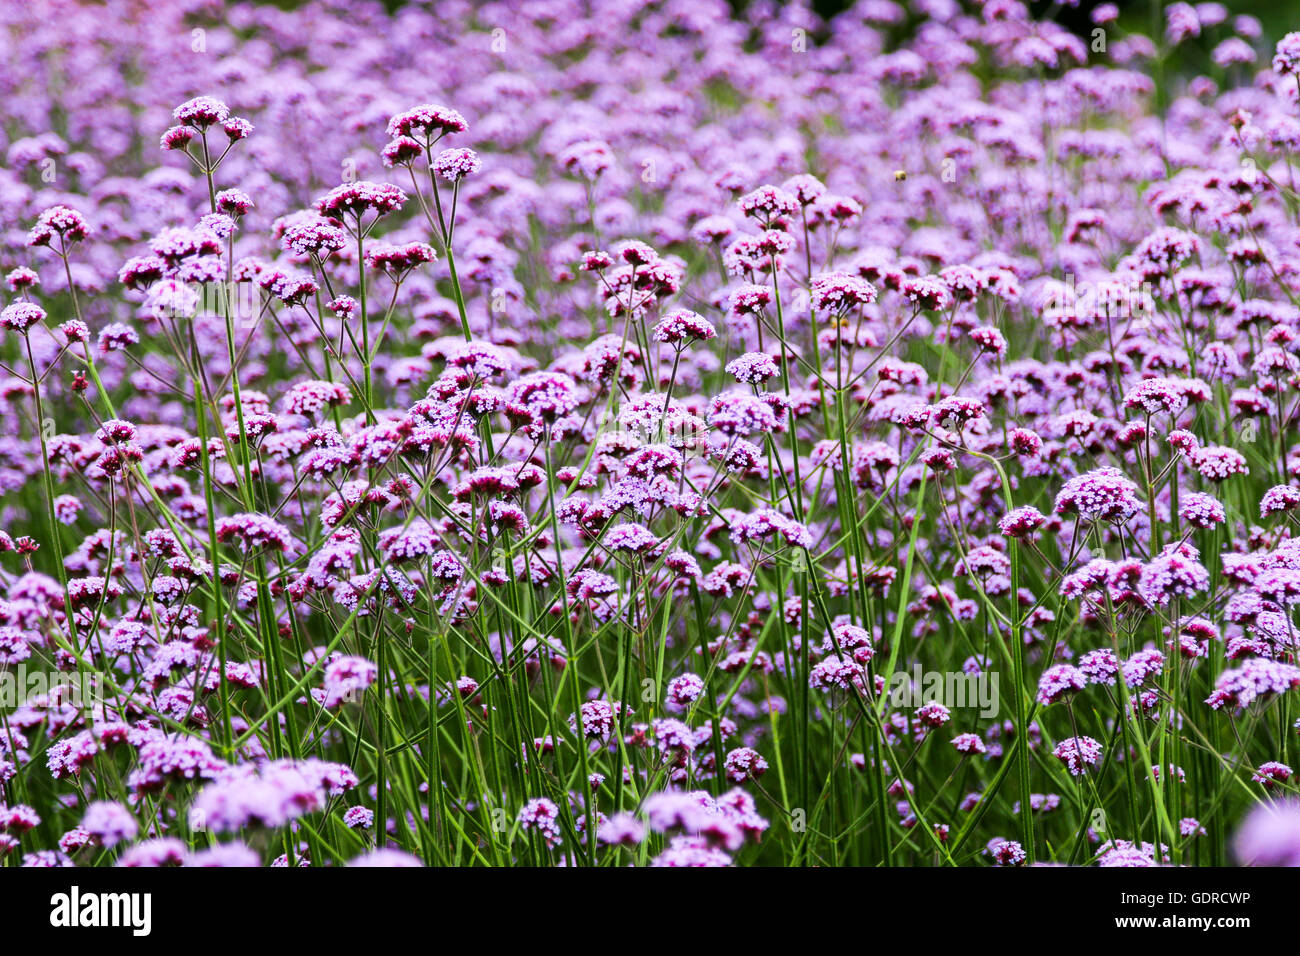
[81, 802, 137, 847]
[348, 849, 424, 867]
[1235, 800, 1300, 865]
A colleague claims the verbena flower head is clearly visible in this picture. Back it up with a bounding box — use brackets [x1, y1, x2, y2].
[27, 205, 90, 247]
[653, 308, 716, 345]
[1274, 32, 1300, 75]
[0, 302, 45, 333]
[386, 103, 468, 140]
[1053, 736, 1103, 776]
[1235, 799, 1300, 864]
[433, 147, 481, 182]
[315, 182, 407, 220]
[173, 96, 230, 129]
[1054, 467, 1143, 523]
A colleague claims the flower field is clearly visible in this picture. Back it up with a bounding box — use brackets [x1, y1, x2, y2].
[2, 0, 1300, 869]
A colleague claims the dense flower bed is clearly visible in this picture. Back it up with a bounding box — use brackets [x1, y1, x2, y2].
[1, 0, 1300, 867]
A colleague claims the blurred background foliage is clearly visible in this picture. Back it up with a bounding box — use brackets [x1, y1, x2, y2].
[263, 0, 1295, 87]
[269, 0, 1294, 51]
